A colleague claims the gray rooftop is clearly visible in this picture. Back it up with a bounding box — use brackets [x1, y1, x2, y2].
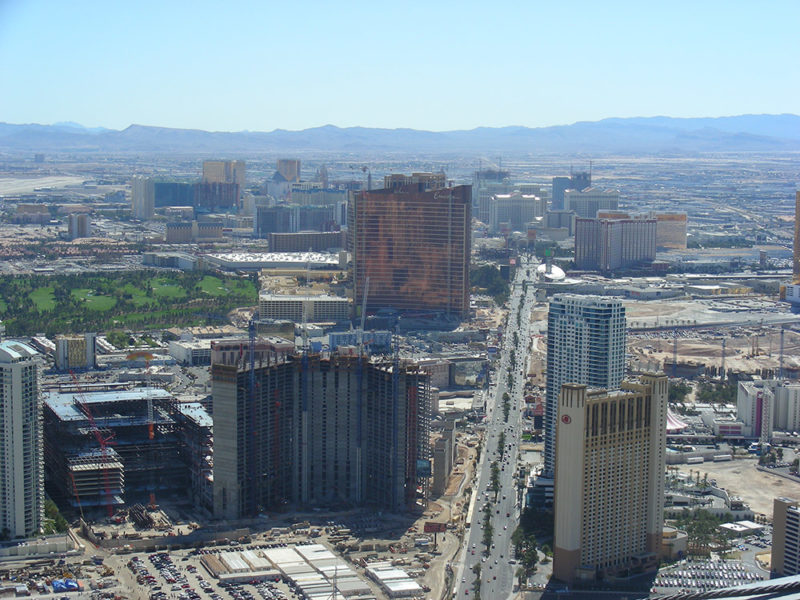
[44, 387, 173, 422]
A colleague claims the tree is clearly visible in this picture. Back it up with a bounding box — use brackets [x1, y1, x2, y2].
[669, 381, 692, 403]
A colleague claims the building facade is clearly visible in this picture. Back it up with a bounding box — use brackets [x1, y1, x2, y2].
[276, 159, 300, 183]
[772, 497, 800, 577]
[203, 160, 245, 190]
[553, 374, 668, 583]
[67, 213, 91, 240]
[131, 175, 154, 220]
[212, 351, 431, 518]
[268, 231, 346, 253]
[255, 205, 337, 237]
[489, 192, 545, 234]
[258, 294, 350, 323]
[737, 379, 800, 439]
[54, 333, 96, 371]
[349, 184, 471, 317]
[551, 172, 591, 211]
[544, 295, 627, 478]
[565, 187, 619, 219]
[0, 342, 44, 539]
[574, 216, 657, 271]
[654, 212, 688, 250]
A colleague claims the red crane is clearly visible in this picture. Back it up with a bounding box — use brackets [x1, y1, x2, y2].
[70, 371, 116, 517]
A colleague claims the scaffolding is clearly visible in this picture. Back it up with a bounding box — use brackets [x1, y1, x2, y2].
[44, 388, 188, 513]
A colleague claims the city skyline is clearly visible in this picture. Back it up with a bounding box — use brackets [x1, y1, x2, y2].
[1, 1, 798, 131]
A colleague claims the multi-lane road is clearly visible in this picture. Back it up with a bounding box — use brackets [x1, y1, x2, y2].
[454, 257, 538, 599]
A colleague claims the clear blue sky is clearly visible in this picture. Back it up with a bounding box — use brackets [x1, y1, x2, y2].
[1, 0, 798, 132]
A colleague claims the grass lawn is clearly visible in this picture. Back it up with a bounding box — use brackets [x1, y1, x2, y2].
[199, 275, 228, 296]
[151, 277, 187, 299]
[0, 298, 6, 313]
[71, 289, 117, 311]
[121, 283, 153, 307]
[29, 286, 55, 311]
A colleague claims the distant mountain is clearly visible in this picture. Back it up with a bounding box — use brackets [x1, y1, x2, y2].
[1, 114, 799, 154]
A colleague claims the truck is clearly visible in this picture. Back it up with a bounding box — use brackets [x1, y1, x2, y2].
[686, 456, 704, 464]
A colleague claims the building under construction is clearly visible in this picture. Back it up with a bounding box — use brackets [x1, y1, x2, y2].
[212, 347, 431, 519]
[43, 387, 188, 513]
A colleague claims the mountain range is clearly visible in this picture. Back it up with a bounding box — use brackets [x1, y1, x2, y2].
[1, 114, 799, 155]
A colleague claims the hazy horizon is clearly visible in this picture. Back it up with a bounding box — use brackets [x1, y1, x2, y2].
[6, 112, 800, 134]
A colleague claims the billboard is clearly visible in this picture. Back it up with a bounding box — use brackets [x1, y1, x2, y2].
[424, 522, 447, 534]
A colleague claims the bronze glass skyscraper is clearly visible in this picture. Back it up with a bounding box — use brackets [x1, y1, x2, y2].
[349, 184, 471, 317]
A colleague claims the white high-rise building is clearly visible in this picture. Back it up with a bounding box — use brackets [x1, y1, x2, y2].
[553, 374, 668, 583]
[737, 378, 800, 439]
[0, 341, 43, 539]
[131, 176, 154, 220]
[543, 295, 626, 478]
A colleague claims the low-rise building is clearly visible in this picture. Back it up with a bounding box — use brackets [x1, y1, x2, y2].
[258, 293, 350, 323]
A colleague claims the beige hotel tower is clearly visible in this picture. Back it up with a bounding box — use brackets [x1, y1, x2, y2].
[553, 373, 668, 583]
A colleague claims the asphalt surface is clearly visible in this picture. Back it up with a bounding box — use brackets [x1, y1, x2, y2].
[454, 257, 538, 599]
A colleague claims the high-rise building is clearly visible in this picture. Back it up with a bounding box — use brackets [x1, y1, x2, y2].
[54, 333, 96, 371]
[131, 175, 154, 220]
[383, 172, 446, 191]
[203, 160, 246, 190]
[565, 187, 619, 218]
[473, 169, 510, 222]
[553, 373, 668, 583]
[654, 212, 688, 250]
[544, 295, 626, 478]
[737, 379, 800, 440]
[153, 181, 195, 208]
[772, 497, 800, 577]
[551, 172, 591, 211]
[574, 215, 657, 271]
[67, 213, 91, 240]
[212, 350, 430, 518]
[276, 159, 301, 183]
[0, 341, 44, 539]
[254, 205, 337, 237]
[488, 192, 545, 234]
[349, 184, 471, 317]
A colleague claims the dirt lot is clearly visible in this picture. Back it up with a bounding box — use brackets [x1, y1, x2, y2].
[629, 326, 800, 374]
[676, 457, 800, 517]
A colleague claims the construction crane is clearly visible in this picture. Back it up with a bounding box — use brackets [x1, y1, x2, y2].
[70, 371, 116, 517]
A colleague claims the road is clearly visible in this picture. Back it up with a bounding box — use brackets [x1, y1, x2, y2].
[453, 256, 538, 599]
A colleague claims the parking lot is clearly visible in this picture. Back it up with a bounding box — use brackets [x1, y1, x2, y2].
[652, 559, 765, 594]
[117, 547, 308, 600]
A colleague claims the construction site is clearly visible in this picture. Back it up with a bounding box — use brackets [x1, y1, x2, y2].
[43, 385, 193, 516]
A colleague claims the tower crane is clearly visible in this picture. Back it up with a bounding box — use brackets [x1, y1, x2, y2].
[70, 371, 116, 517]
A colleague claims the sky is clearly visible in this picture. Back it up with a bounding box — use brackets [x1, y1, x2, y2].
[1, 0, 798, 132]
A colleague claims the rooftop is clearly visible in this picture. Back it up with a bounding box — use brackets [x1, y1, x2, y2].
[176, 402, 212, 428]
[0, 340, 37, 362]
[44, 387, 173, 422]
